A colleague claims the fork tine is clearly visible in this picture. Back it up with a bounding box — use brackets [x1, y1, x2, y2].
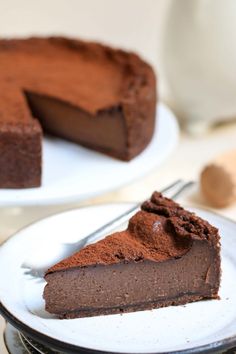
[171, 181, 195, 200]
[160, 179, 183, 194]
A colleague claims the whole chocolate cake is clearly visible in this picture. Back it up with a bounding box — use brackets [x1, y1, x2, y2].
[44, 192, 221, 319]
[0, 37, 157, 188]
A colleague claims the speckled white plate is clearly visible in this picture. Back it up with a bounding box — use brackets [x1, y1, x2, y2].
[0, 204, 236, 354]
[0, 104, 179, 207]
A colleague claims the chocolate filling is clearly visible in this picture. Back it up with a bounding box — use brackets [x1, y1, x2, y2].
[44, 241, 219, 318]
[25, 92, 127, 159]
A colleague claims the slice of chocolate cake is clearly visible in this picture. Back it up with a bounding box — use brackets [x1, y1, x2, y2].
[0, 37, 156, 188]
[44, 193, 221, 319]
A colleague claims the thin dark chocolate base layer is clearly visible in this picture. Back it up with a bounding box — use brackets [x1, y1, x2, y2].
[58, 292, 219, 319]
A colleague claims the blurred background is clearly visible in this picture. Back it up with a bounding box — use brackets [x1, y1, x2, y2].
[0, 0, 170, 103]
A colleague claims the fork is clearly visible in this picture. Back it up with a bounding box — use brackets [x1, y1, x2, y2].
[21, 179, 194, 278]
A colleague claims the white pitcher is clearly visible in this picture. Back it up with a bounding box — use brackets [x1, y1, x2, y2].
[162, 0, 236, 133]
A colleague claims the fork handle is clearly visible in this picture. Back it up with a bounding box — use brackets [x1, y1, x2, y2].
[80, 180, 193, 248]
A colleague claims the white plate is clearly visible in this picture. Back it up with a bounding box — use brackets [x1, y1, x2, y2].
[0, 104, 179, 206]
[0, 203, 236, 354]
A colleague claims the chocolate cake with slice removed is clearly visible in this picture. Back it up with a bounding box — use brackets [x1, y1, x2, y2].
[44, 192, 221, 319]
[0, 37, 156, 188]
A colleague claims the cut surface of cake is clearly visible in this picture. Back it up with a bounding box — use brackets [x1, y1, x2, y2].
[44, 193, 221, 319]
[0, 37, 156, 188]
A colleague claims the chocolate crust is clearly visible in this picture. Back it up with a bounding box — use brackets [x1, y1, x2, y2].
[58, 293, 219, 319]
[0, 120, 42, 188]
[0, 37, 157, 188]
[142, 192, 220, 246]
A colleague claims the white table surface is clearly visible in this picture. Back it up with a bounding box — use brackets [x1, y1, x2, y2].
[1, 119, 236, 353]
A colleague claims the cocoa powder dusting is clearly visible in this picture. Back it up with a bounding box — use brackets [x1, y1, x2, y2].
[0, 37, 153, 120]
[46, 192, 220, 274]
